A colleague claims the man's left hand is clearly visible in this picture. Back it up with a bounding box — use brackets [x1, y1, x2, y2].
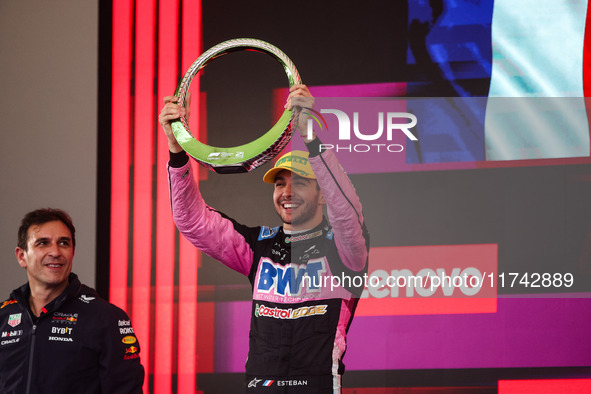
[285, 84, 316, 142]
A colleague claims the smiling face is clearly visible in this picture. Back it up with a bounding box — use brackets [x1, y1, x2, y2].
[15, 220, 74, 294]
[273, 170, 325, 231]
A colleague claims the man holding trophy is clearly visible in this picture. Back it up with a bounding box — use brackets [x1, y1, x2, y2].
[159, 83, 369, 393]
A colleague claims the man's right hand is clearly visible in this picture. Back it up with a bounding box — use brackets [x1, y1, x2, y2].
[158, 93, 191, 153]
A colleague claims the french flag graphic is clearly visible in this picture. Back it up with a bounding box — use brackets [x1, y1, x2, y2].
[406, 0, 591, 163]
[280, 0, 591, 173]
[485, 0, 590, 160]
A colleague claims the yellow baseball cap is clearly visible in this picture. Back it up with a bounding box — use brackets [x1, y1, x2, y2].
[262, 150, 316, 183]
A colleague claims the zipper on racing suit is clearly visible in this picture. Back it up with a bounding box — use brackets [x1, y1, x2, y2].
[25, 310, 37, 394]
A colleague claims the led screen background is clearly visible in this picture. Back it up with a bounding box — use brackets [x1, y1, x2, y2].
[101, 0, 591, 392]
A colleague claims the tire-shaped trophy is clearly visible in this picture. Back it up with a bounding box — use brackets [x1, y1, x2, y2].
[171, 38, 302, 174]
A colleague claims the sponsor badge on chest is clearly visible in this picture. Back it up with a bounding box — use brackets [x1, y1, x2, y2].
[8, 313, 22, 328]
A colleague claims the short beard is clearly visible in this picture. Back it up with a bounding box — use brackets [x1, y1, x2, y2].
[276, 196, 319, 229]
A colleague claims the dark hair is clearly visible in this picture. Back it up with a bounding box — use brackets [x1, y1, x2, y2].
[17, 208, 76, 250]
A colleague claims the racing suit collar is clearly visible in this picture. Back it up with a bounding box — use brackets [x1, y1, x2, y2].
[10, 273, 83, 315]
[283, 216, 328, 236]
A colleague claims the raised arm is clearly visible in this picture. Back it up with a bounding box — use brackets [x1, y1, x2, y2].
[287, 85, 369, 272]
[309, 144, 368, 272]
[160, 96, 255, 276]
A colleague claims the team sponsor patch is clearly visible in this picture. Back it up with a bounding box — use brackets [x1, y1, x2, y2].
[122, 336, 137, 344]
[248, 378, 262, 388]
[258, 226, 279, 241]
[254, 304, 327, 320]
[49, 325, 76, 342]
[7, 313, 21, 328]
[1, 330, 23, 337]
[285, 230, 323, 244]
[1, 300, 17, 309]
[52, 312, 78, 325]
[1, 338, 20, 346]
[118, 320, 135, 335]
[125, 346, 138, 354]
[120, 327, 135, 335]
[263, 380, 274, 387]
[79, 295, 95, 303]
[256, 259, 327, 296]
[48, 336, 73, 342]
[51, 327, 73, 335]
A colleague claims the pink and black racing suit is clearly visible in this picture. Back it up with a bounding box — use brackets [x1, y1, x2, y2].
[168, 142, 369, 393]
